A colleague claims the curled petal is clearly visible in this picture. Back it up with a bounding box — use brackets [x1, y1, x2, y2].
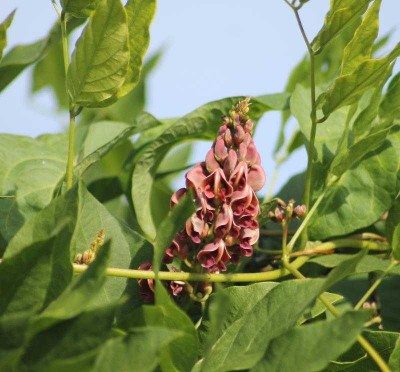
[214, 137, 228, 161]
[241, 227, 260, 246]
[170, 188, 187, 208]
[239, 241, 253, 257]
[214, 203, 233, 238]
[230, 184, 253, 216]
[229, 161, 248, 190]
[248, 164, 266, 192]
[223, 150, 238, 178]
[186, 213, 208, 244]
[186, 163, 207, 190]
[138, 262, 155, 303]
[205, 149, 221, 173]
[197, 238, 231, 272]
[202, 168, 233, 201]
[196, 192, 215, 222]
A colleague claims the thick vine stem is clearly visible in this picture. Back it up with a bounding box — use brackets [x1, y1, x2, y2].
[71, 239, 386, 282]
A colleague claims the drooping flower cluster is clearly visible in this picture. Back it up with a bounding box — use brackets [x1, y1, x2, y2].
[138, 98, 266, 301]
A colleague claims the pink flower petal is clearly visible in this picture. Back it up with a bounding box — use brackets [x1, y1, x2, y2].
[248, 164, 266, 192]
[205, 149, 221, 173]
[214, 137, 228, 161]
[214, 203, 233, 238]
[223, 149, 238, 178]
[186, 163, 207, 190]
[170, 188, 187, 208]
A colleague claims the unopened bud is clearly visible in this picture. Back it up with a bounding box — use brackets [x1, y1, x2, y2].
[293, 204, 307, 219]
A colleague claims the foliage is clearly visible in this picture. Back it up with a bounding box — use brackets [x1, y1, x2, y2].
[0, 0, 399, 371]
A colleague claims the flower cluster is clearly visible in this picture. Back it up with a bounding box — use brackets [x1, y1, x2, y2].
[138, 98, 266, 301]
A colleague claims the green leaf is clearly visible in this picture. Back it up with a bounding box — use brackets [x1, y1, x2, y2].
[320, 44, 400, 117]
[197, 254, 365, 371]
[197, 279, 326, 372]
[0, 10, 15, 61]
[116, 0, 156, 98]
[387, 198, 400, 260]
[389, 336, 400, 371]
[0, 222, 71, 317]
[0, 312, 31, 371]
[93, 327, 181, 372]
[19, 304, 115, 371]
[380, 72, 400, 119]
[151, 284, 199, 372]
[0, 134, 68, 242]
[340, 0, 381, 75]
[310, 129, 400, 240]
[75, 119, 158, 177]
[131, 96, 285, 239]
[251, 311, 370, 372]
[153, 191, 194, 271]
[67, 0, 130, 107]
[61, 0, 101, 18]
[329, 122, 395, 178]
[32, 240, 111, 334]
[327, 330, 399, 371]
[259, 198, 280, 225]
[312, 0, 372, 54]
[0, 38, 48, 92]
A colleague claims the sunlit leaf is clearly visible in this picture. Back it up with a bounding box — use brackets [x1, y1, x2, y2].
[0, 10, 15, 60]
[387, 198, 400, 260]
[67, 0, 130, 107]
[380, 71, 400, 120]
[61, 0, 101, 18]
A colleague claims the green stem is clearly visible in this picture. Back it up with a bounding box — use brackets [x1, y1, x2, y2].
[59, 10, 76, 190]
[72, 239, 385, 282]
[283, 259, 390, 372]
[284, 1, 318, 245]
[354, 261, 398, 311]
[287, 190, 326, 252]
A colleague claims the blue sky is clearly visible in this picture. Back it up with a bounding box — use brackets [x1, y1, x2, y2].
[1, 1, 399, 194]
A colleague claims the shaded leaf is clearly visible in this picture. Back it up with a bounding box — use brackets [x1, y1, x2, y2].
[93, 327, 181, 372]
[380, 71, 400, 119]
[67, 0, 129, 107]
[20, 304, 115, 371]
[389, 336, 400, 371]
[0, 133, 67, 242]
[387, 198, 400, 260]
[252, 311, 370, 372]
[0, 10, 15, 60]
[0, 222, 71, 317]
[312, 0, 372, 53]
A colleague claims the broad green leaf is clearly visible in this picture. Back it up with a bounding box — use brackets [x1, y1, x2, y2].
[327, 330, 399, 371]
[298, 291, 343, 324]
[61, 0, 101, 18]
[154, 284, 199, 372]
[93, 327, 181, 372]
[0, 10, 15, 60]
[201, 282, 279, 348]
[197, 254, 366, 371]
[252, 311, 370, 372]
[320, 44, 400, 117]
[340, 0, 381, 75]
[310, 254, 400, 275]
[19, 304, 115, 371]
[32, 241, 111, 334]
[389, 337, 400, 371]
[0, 133, 67, 242]
[0, 222, 71, 317]
[387, 198, 400, 260]
[75, 119, 159, 177]
[310, 130, 400, 239]
[312, 0, 372, 54]
[328, 122, 395, 178]
[131, 95, 287, 239]
[116, 0, 156, 98]
[0, 312, 31, 371]
[0, 38, 48, 92]
[153, 191, 194, 270]
[67, 0, 130, 107]
[380, 72, 400, 119]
